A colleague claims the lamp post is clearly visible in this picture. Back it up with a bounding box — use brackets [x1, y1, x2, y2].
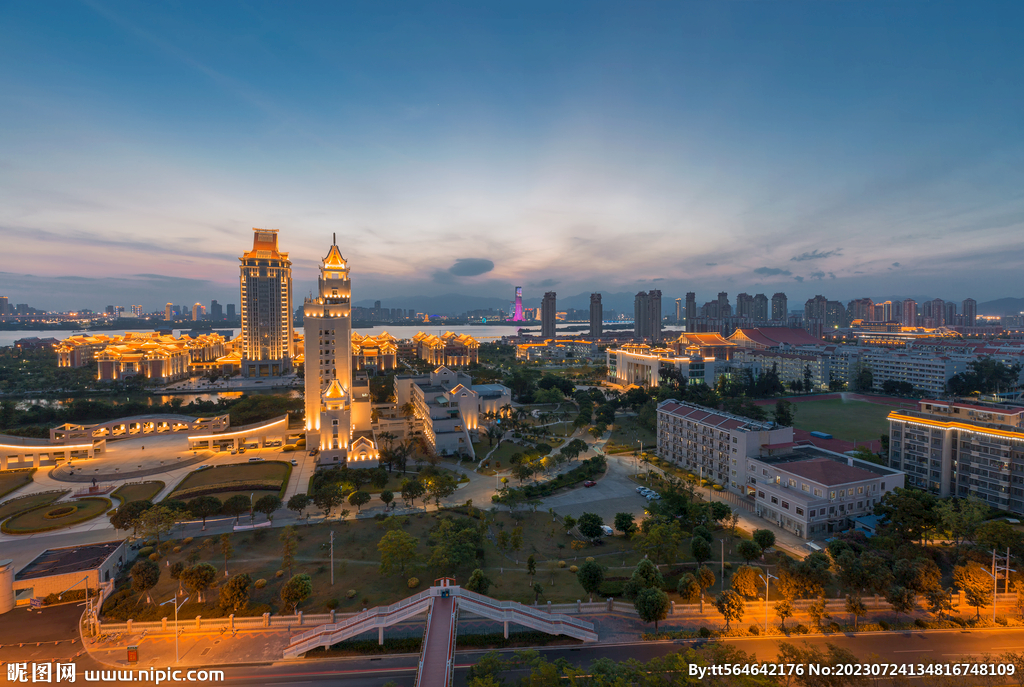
[983, 548, 1016, 623]
[160, 594, 190, 664]
[757, 571, 778, 633]
[249, 492, 255, 524]
[56, 576, 92, 635]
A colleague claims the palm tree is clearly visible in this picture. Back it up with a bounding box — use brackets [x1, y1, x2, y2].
[499, 403, 513, 420]
[486, 425, 504, 448]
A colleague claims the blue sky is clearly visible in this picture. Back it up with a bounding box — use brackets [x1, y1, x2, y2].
[1, 1, 1022, 312]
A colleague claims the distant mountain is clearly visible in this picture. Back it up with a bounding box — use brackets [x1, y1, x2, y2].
[978, 297, 1024, 317]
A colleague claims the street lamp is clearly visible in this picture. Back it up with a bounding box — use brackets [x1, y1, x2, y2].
[160, 594, 190, 664]
[982, 549, 1015, 623]
[56, 576, 92, 634]
[757, 570, 778, 633]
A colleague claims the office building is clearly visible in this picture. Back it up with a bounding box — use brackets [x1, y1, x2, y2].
[771, 293, 788, 322]
[541, 292, 557, 338]
[192, 303, 203, 321]
[226, 304, 236, 319]
[963, 298, 977, 327]
[590, 293, 603, 337]
[303, 236, 377, 467]
[685, 292, 697, 326]
[210, 300, 223, 318]
[239, 229, 293, 377]
[512, 286, 524, 321]
[674, 298, 682, 323]
[607, 344, 716, 388]
[0, 296, 8, 316]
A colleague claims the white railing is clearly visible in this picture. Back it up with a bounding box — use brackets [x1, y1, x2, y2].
[455, 588, 598, 642]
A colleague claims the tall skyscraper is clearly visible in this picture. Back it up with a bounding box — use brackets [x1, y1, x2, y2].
[943, 301, 957, 327]
[962, 298, 977, 326]
[303, 236, 378, 466]
[674, 298, 682, 323]
[685, 292, 697, 326]
[930, 298, 946, 326]
[902, 299, 918, 327]
[736, 293, 753, 319]
[633, 290, 663, 342]
[752, 294, 769, 323]
[541, 292, 557, 338]
[210, 300, 223, 318]
[648, 290, 662, 342]
[717, 292, 731, 318]
[0, 296, 8, 316]
[192, 303, 203, 321]
[226, 304, 236, 319]
[240, 228, 294, 377]
[590, 293, 603, 337]
[771, 293, 788, 322]
[513, 286, 524, 321]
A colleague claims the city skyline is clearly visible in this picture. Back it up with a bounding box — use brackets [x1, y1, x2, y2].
[2, 2, 1023, 310]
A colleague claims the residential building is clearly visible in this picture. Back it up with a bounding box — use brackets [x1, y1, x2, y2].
[302, 237, 378, 467]
[226, 304, 236, 319]
[541, 292, 557, 338]
[752, 294, 769, 323]
[633, 290, 663, 342]
[590, 293, 603, 337]
[685, 292, 697, 325]
[963, 298, 977, 327]
[902, 299, 918, 327]
[771, 293, 788, 322]
[674, 298, 682, 323]
[930, 298, 946, 326]
[239, 228, 293, 377]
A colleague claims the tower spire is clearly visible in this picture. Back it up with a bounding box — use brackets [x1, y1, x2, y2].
[333, 232, 336, 245]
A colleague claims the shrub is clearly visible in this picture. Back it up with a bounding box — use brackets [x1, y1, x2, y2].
[914, 618, 928, 628]
[144, 540, 157, 547]
[585, 557, 595, 563]
[44, 505, 78, 519]
[148, 553, 160, 562]
[558, 561, 567, 568]
[569, 565, 579, 573]
[106, 509, 117, 517]
[408, 578, 420, 589]
[138, 547, 154, 558]
[346, 589, 357, 599]
[794, 624, 809, 635]
[183, 537, 194, 545]
[879, 621, 890, 631]
[325, 599, 339, 610]
[172, 546, 182, 553]
[599, 581, 625, 597]
[749, 624, 761, 636]
[827, 622, 841, 633]
[254, 579, 267, 589]
[275, 570, 284, 578]
[723, 562, 732, 570]
[698, 627, 712, 638]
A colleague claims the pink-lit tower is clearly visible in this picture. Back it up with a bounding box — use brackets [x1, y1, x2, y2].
[512, 286, 524, 321]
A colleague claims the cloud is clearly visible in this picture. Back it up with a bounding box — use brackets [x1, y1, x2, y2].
[652, 277, 665, 282]
[790, 248, 843, 262]
[794, 276, 805, 282]
[809, 271, 826, 280]
[892, 262, 901, 267]
[753, 267, 793, 276]
[829, 272, 836, 279]
[705, 262, 718, 266]
[447, 258, 495, 277]
[529, 278, 559, 288]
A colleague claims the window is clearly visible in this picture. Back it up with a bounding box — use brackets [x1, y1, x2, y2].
[758, 491, 765, 499]
[830, 491, 836, 499]
[789, 479, 797, 488]
[796, 507, 804, 516]
[801, 483, 810, 492]
[857, 501, 863, 509]
[781, 501, 790, 510]
[857, 486, 864, 494]
[762, 469, 768, 476]
[814, 488, 823, 497]
[770, 496, 779, 505]
[809, 509, 816, 517]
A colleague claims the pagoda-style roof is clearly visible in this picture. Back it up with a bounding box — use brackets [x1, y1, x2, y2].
[323, 379, 346, 399]
[323, 243, 347, 269]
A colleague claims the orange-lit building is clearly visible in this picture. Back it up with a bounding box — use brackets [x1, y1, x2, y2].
[239, 228, 293, 377]
[352, 332, 398, 372]
[669, 332, 737, 360]
[412, 331, 479, 367]
[68, 332, 230, 383]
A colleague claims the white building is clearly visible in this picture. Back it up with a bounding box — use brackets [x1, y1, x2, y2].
[607, 345, 716, 387]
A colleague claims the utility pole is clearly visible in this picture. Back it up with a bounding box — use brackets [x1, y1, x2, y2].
[330, 531, 335, 586]
[721, 539, 725, 591]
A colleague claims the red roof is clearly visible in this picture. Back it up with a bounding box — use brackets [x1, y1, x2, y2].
[780, 457, 880, 486]
[731, 327, 825, 348]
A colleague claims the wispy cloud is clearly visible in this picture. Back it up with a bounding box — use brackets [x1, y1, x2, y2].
[754, 267, 792, 276]
[791, 248, 843, 262]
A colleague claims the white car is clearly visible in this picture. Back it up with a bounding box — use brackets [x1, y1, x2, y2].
[636, 486, 648, 494]
[600, 525, 614, 536]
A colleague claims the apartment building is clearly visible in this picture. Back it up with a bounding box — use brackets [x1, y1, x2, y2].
[730, 348, 829, 391]
[656, 400, 792, 489]
[889, 400, 1024, 512]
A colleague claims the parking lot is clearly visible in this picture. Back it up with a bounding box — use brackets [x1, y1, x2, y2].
[543, 455, 653, 525]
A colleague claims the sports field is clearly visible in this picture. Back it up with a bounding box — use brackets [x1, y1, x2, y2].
[782, 398, 892, 443]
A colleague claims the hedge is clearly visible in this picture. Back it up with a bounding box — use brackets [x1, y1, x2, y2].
[505, 456, 607, 499]
[170, 480, 283, 500]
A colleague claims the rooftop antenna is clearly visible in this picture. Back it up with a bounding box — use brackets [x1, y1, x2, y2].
[333, 232, 336, 245]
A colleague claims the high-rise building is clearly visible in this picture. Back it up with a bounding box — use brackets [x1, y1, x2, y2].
[303, 236, 378, 467]
[771, 293, 788, 322]
[685, 292, 697, 325]
[752, 294, 768, 323]
[736, 293, 753, 319]
[717, 292, 731, 318]
[825, 301, 846, 329]
[239, 228, 293, 377]
[130, 305, 143, 318]
[210, 300, 223, 318]
[590, 293, 603, 337]
[541, 292, 557, 338]
[192, 303, 203, 321]
[962, 298, 977, 326]
[944, 301, 957, 327]
[513, 286, 524, 321]
[0, 296, 8, 316]
[633, 290, 663, 342]
[902, 299, 918, 327]
[674, 298, 682, 323]
[226, 304, 236, 319]
[847, 298, 874, 322]
[929, 298, 946, 326]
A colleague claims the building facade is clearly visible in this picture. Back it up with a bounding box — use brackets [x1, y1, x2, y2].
[541, 292, 557, 338]
[239, 229, 293, 377]
[590, 293, 603, 337]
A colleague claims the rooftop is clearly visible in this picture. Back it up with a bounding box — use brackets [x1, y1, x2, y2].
[16, 542, 122, 581]
[756, 446, 896, 486]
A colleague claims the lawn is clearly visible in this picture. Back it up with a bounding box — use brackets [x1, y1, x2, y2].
[0, 469, 35, 499]
[606, 415, 656, 454]
[1, 496, 111, 534]
[0, 490, 69, 521]
[113, 481, 164, 504]
[481, 441, 537, 467]
[169, 461, 290, 500]
[782, 399, 892, 443]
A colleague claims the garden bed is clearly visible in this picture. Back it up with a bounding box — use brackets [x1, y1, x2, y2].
[112, 481, 164, 504]
[1, 496, 112, 534]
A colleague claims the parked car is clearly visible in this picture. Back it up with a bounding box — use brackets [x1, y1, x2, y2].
[600, 525, 614, 536]
[196, 464, 211, 471]
[635, 486, 647, 494]
[290, 459, 298, 466]
[248, 456, 264, 462]
[583, 480, 597, 487]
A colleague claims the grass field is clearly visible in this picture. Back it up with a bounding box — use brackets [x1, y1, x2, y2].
[169, 461, 290, 500]
[0, 469, 35, 499]
[2, 497, 111, 534]
[782, 399, 892, 442]
[607, 415, 656, 454]
[0, 490, 69, 521]
[113, 481, 164, 504]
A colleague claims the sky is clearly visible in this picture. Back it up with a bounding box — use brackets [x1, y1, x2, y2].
[1, 1, 1023, 313]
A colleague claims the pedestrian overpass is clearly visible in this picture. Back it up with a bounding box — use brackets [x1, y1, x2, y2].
[284, 578, 598, 687]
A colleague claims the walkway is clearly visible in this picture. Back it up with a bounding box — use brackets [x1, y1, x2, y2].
[417, 595, 456, 687]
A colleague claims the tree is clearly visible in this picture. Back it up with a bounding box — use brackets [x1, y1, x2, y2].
[280, 574, 313, 613]
[378, 529, 419, 576]
[110, 500, 152, 537]
[348, 490, 371, 513]
[130, 558, 160, 604]
[695, 566, 716, 613]
[220, 533, 233, 576]
[953, 561, 992, 619]
[854, 364, 873, 392]
[253, 495, 282, 522]
[714, 590, 744, 630]
[280, 526, 297, 577]
[287, 493, 310, 520]
[976, 520, 1023, 552]
[401, 479, 426, 510]
[613, 512, 637, 538]
[577, 512, 604, 541]
[577, 561, 605, 603]
[677, 573, 701, 604]
[774, 599, 794, 629]
[527, 554, 537, 580]
[512, 462, 534, 485]
[634, 587, 670, 633]
[188, 496, 222, 530]
[737, 539, 762, 564]
[180, 563, 217, 603]
[752, 529, 776, 555]
[222, 494, 251, 524]
[690, 536, 711, 565]
[138, 505, 177, 545]
[219, 573, 252, 612]
[807, 596, 830, 628]
[465, 568, 492, 595]
[774, 400, 795, 427]
[312, 483, 344, 517]
[371, 468, 390, 490]
[509, 526, 524, 562]
[425, 474, 457, 509]
[731, 565, 761, 599]
[926, 586, 952, 620]
[532, 582, 544, 603]
[624, 559, 664, 600]
[845, 595, 867, 630]
[874, 487, 939, 544]
[561, 514, 577, 534]
[635, 522, 683, 565]
[380, 490, 394, 510]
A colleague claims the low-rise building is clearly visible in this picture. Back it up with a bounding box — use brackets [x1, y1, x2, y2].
[607, 345, 716, 387]
[516, 339, 599, 362]
[412, 332, 479, 367]
[352, 332, 398, 372]
[58, 332, 229, 383]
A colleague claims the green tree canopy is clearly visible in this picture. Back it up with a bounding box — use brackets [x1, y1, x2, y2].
[280, 573, 313, 613]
